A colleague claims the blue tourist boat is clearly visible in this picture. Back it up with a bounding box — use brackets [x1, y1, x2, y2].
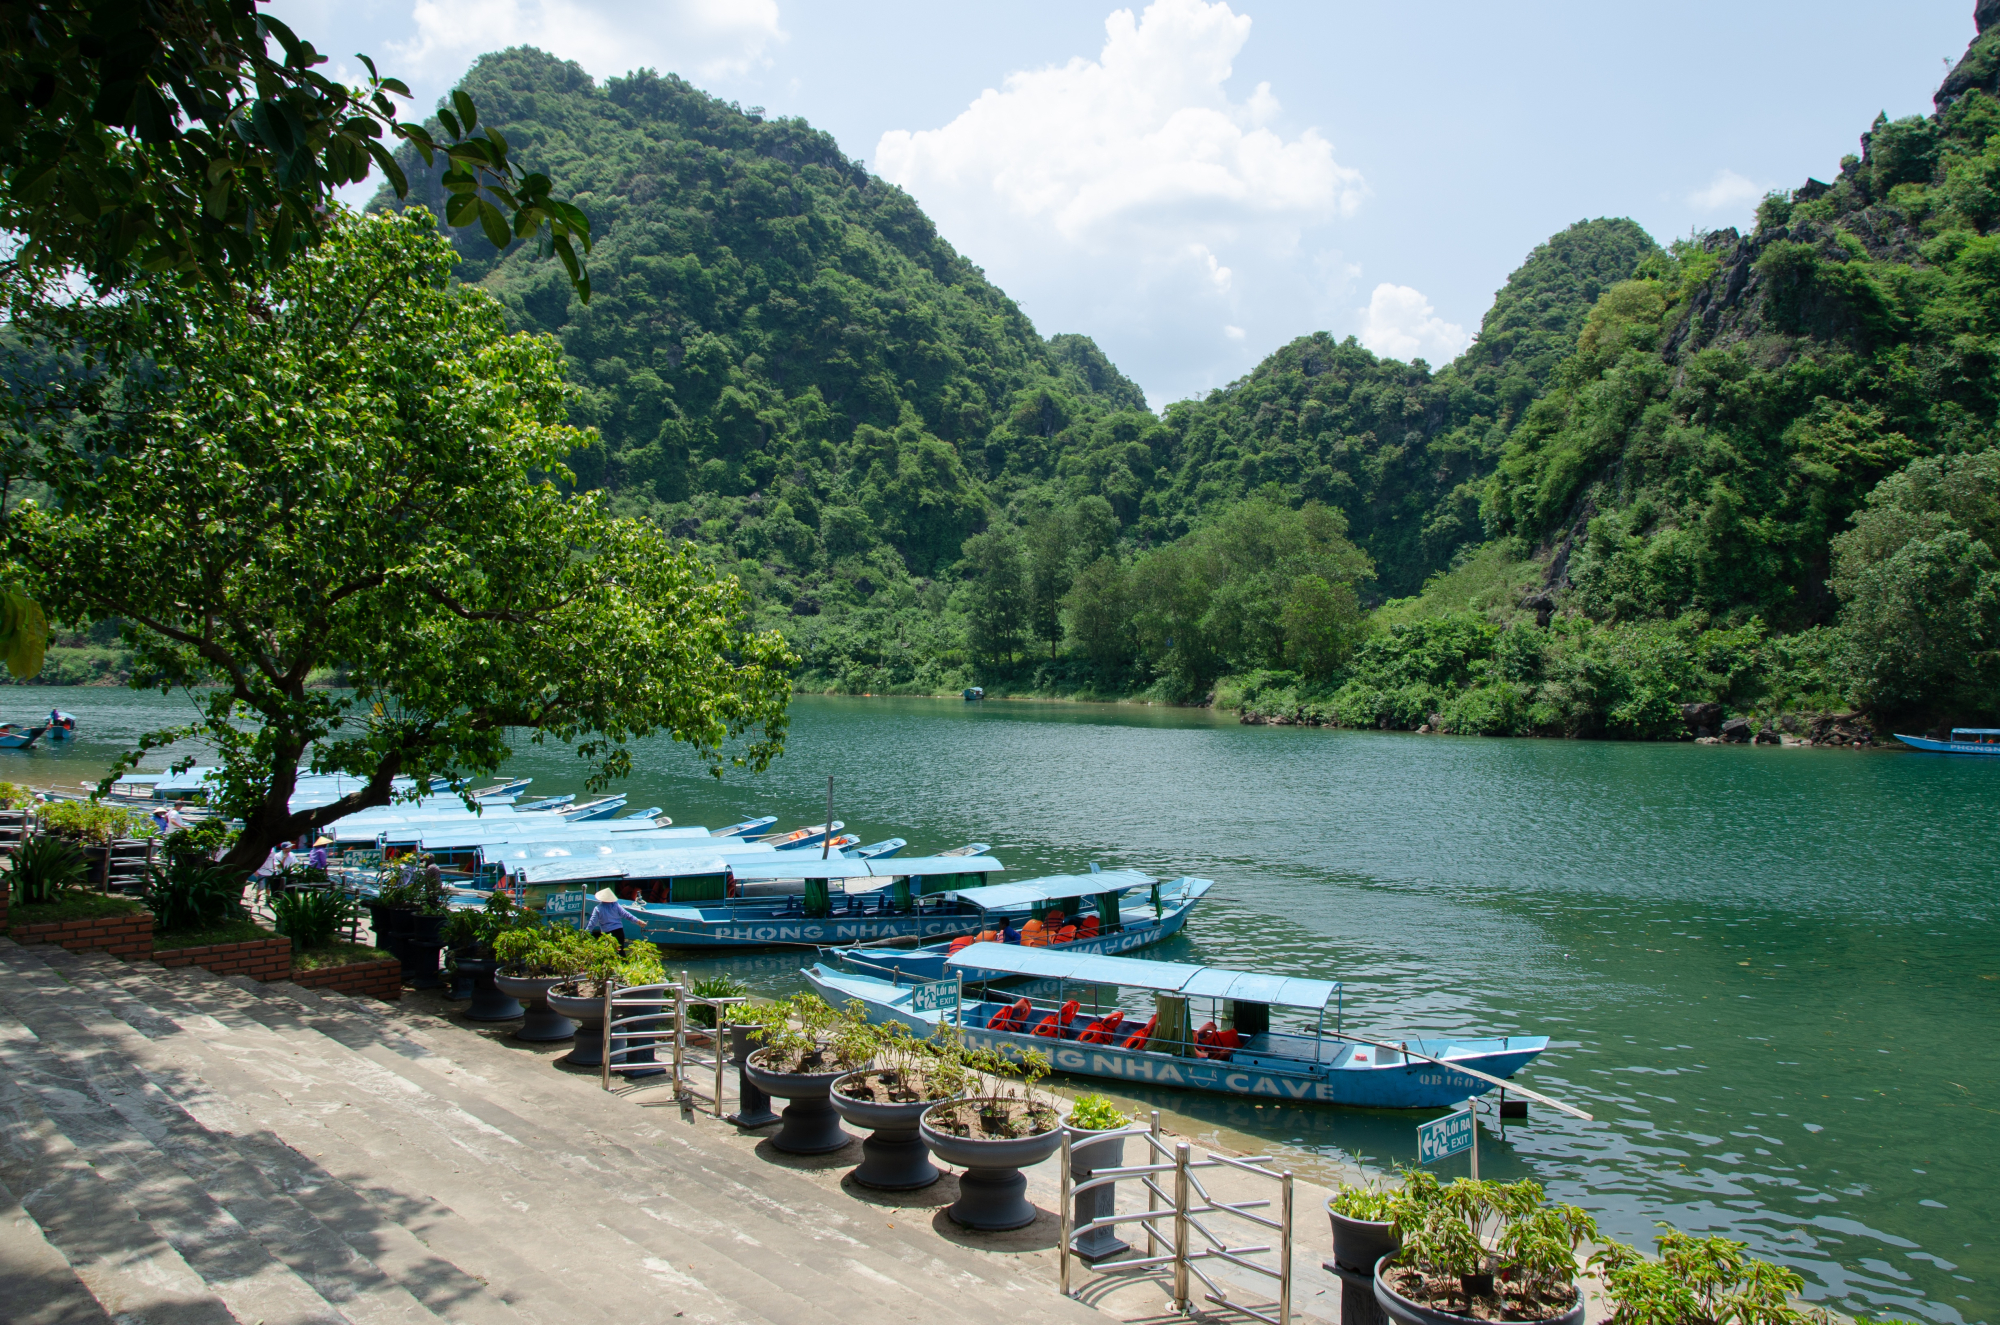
[0, 722, 49, 749]
[613, 866, 1145, 950]
[1895, 727, 2000, 755]
[713, 815, 778, 838]
[559, 795, 628, 821]
[831, 876, 1212, 982]
[850, 838, 907, 860]
[767, 821, 845, 850]
[805, 945, 1549, 1110]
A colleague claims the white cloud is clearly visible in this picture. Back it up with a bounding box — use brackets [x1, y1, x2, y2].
[1223, 324, 1246, 340]
[876, 0, 1362, 243]
[391, 0, 784, 88]
[1358, 283, 1466, 364]
[1686, 168, 1765, 214]
[871, 0, 1367, 406]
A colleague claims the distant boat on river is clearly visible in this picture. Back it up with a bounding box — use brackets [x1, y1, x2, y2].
[1894, 728, 2000, 755]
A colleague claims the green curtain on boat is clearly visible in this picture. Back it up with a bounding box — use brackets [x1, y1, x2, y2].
[670, 874, 727, 903]
[803, 878, 832, 918]
[1150, 881, 1162, 917]
[1097, 891, 1122, 930]
[889, 877, 913, 913]
[1150, 994, 1189, 1056]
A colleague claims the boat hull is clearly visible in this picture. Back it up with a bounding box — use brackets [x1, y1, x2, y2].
[1895, 733, 2000, 754]
[631, 908, 986, 949]
[803, 965, 1546, 1110]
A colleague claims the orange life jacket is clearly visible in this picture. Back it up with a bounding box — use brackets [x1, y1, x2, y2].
[1077, 1010, 1124, 1044]
[988, 998, 1032, 1033]
[1118, 1015, 1159, 1051]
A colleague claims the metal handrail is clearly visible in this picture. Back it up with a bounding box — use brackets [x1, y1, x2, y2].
[1059, 1110, 1294, 1323]
[600, 980, 684, 1091]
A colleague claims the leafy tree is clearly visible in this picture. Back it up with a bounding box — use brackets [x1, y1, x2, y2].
[2, 210, 791, 872]
[959, 528, 1027, 664]
[0, 1, 590, 294]
[1063, 555, 1135, 670]
[1830, 449, 2000, 720]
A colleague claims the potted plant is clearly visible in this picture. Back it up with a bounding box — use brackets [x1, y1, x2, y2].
[741, 994, 873, 1154]
[444, 891, 531, 1021]
[1327, 1182, 1400, 1280]
[546, 933, 651, 1068]
[1374, 1174, 1596, 1325]
[919, 1044, 1064, 1231]
[684, 972, 751, 1049]
[1591, 1227, 1835, 1325]
[1065, 1094, 1132, 1260]
[492, 924, 584, 1042]
[829, 1021, 968, 1190]
[376, 863, 450, 989]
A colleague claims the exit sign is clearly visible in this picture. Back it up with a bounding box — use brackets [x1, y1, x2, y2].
[1418, 1109, 1475, 1163]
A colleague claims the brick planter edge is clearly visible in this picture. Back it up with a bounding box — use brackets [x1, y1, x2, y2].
[155, 935, 293, 983]
[9, 909, 155, 959]
[293, 956, 402, 1003]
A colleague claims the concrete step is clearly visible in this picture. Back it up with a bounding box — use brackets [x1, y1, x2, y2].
[28, 949, 824, 1325]
[11, 946, 610, 1325]
[119, 962, 1062, 1325]
[0, 1014, 244, 1325]
[0, 948, 422, 1325]
[204, 971, 1093, 1320]
[35, 944, 1106, 1325]
[0, 1172, 115, 1325]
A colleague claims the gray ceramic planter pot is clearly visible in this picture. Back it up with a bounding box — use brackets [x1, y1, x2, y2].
[1329, 1208, 1398, 1275]
[454, 957, 522, 1022]
[492, 972, 574, 1042]
[545, 987, 607, 1067]
[919, 1105, 1064, 1231]
[744, 1051, 852, 1154]
[1373, 1256, 1583, 1325]
[1066, 1128, 1129, 1260]
[829, 1071, 958, 1190]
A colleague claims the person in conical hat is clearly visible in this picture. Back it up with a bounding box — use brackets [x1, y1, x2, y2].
[585, 886, 640, 951]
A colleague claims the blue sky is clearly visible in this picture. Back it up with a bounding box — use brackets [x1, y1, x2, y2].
[274, 0, 1976, 408]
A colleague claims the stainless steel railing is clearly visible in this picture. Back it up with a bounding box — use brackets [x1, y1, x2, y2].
[1059, 1110, 1294, 1323]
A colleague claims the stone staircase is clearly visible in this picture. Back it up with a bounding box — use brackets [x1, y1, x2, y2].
[0, 937, 1116, 1325]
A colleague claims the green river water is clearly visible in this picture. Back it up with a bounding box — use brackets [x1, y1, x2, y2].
[10, 689, 1995, 1323]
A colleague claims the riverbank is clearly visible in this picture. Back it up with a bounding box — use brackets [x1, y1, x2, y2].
[793, 677, 1893, 748]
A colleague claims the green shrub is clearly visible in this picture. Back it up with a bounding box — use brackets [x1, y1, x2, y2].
[687, 972, 749, 1027]
[10, 836, 88, 904]
[35, 800, 156, 845]
[162, 817, 234, 872]
[1591, 1226, 1832, 1325]
[1067, 1093, 1130, 1131]
[270, 888, 355, 951]
[1328, 1184, 1397, 1222]
[147, 860, 246, 933]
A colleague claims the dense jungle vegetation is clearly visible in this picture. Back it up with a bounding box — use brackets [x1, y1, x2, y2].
[351, 35, 2000, 735]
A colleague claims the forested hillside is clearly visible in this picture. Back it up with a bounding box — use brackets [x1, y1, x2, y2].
[354, 30, 2000, 733]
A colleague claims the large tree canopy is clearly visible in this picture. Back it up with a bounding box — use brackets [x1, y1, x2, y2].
[2, 209, 791, 869]
[0, 0, 591, 295]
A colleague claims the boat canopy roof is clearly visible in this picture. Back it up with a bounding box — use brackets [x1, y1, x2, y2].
[518, 854, 734, 884]
[951, 871, 1152, 911]
[1951, 728, 2000, 735]
[728, 855, 1004, 881]
[943, 943, 1341, 1009]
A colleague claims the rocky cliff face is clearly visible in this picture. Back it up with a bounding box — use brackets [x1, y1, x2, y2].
[1511, 3, 2000, 624]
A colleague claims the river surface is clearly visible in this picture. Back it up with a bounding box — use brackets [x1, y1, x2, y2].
[9, 689, 1995, 1323]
